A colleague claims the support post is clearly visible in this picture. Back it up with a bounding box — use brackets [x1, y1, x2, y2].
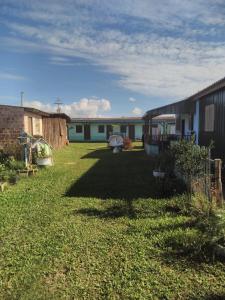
[214, 159, 223, 207]
[149, 117, 152, 145]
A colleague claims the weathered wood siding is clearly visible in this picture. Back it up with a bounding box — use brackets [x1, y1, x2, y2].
[199, 87, 225, 161]
[42, 117, 68, 149]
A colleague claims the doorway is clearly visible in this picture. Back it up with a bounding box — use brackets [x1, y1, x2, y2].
[129, 125, 135, 140]
[84, 124, 91, 140]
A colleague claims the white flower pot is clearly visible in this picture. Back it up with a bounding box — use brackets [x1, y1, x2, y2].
[153, 170, 165, 178]
[36, 157, 53, 166]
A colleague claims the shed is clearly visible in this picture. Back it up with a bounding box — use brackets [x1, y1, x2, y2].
[0, 104, 70, 155]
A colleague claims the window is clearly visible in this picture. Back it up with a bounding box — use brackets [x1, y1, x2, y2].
[204, 104, 214, 132]
[76, 125, 83, 133]
[120, 125, 127, 133]
[98, 125, 105, 133]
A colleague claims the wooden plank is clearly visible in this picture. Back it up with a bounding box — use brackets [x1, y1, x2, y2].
[0, 182, 8, 192]
[214, 159, 223, 207]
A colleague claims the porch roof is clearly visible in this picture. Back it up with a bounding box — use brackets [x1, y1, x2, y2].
[144, 98, 195, 118]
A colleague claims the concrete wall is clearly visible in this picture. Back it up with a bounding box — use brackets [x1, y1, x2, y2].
[90, 124, 107, 141]
[69, 124, 84, 141]
[0, 106, 24, 156]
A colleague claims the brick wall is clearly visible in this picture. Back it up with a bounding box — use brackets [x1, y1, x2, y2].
[0, 106, 24, 156]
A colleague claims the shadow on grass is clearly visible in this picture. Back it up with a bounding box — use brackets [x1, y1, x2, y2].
[191, 294, 225, 300]
[65, 147, 185, 201]
[75, 202, 137, 219]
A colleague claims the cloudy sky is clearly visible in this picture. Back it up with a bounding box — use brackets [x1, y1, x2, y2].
[1, 0, 225, 117]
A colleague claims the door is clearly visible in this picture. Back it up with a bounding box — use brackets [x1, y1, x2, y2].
[129, 125, 135, 140]
[84, 124, 91, 140]
[28, 117, 33, 135]
[106, 125, 113, 139]
[181, 119, 185, 137]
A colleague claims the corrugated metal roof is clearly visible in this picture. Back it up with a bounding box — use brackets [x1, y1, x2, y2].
[70, 117, 144, 124]
[0, 104, 70, 122]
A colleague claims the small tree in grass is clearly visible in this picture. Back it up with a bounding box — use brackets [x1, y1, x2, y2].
[171, 137, 212, 199]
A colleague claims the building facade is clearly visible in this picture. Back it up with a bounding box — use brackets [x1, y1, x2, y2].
[0, 105, 70, 154]
[69, 117, 144, 141]
[144, 77, 225, 161]
[68, 116, 175, 142]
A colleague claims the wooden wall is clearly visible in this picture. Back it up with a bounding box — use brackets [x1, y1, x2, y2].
[42, 117, 68, 149]
[199, 87, 225, 162]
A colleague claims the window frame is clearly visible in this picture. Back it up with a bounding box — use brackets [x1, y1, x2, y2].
[98, 125, 105, 133]
[204, 104, 215, 132]
[76, 125, 83, 133]
[120, 125, 127, 133]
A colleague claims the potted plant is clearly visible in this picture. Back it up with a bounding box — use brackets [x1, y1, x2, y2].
[36, 144, 53, 166]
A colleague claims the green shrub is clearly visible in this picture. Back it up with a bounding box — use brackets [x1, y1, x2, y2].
[169, 193, 225, 258]
[197, 210, 225, 247]
[8, 160, 25, 171]
[171, 193, 217, 216]
[171, 138, 211, 195]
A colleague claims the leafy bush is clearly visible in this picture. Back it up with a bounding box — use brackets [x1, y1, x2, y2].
[197, 210, 225, 248]
[168, 193, 225, 259]
[0, 149, 11, 165]
[170, 193, 217, 216]
[171, 137, 210, 181]
[0, 150, 26, 184]
[8, 160, 25, 171]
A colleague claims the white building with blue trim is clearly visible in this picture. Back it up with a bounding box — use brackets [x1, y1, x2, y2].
[68, 116, 175, 142]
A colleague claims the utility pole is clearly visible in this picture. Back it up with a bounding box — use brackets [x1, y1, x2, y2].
[20, 91, 24, 107]
[54, 97, 63, 113]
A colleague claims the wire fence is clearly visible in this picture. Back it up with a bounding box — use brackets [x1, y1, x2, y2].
[192, 154, 223, 206]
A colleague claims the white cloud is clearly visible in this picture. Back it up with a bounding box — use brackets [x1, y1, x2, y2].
[132, 107, 143, 115]
[23, 98, 111, 117]
[129, 97, 136, 102]
[0, 72, 25, 81]
[2, 1, 225, 101]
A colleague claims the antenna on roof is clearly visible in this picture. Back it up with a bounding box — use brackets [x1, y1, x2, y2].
[54, 97, 63, 113]
[20, 91, 24, 107]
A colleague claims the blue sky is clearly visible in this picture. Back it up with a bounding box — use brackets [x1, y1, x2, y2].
[1, 0, 225, 117]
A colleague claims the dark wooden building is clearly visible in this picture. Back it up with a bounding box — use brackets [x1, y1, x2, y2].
[144, 77, 225, 162]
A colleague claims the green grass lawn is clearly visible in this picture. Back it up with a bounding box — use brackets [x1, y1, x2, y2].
[0, 143, 224, 299]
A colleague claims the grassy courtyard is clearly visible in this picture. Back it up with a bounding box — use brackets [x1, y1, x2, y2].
[0, 143, 224, 299]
